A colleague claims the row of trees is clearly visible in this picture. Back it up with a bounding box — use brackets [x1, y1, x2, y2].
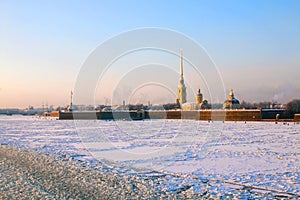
[285, 99, 300, 118]
[240, 101, 281, 109]
[240, 99, 300, 118]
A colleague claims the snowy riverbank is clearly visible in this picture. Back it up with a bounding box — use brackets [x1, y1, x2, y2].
[0, 116, 299, 198]
[0, 144, 165, 199]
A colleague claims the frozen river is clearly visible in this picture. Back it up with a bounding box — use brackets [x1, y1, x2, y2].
[0, 115, 299, 198]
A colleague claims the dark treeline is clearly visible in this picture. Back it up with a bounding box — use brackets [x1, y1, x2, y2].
[240, 99, 300, 119]
[240, 101, 278, 109]
[285, 99, 300, 118]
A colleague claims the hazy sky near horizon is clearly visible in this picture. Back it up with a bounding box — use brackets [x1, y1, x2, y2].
[1, 0, 300, 108]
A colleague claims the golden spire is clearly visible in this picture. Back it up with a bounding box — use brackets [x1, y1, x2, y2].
[180, 49, 183, 77]
[229, 88, 234, 100]
[178, 49, 187, 105]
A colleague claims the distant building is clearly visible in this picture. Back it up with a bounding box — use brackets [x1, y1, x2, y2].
[182, 88, 210, 110]
[223, 89, 241, 109]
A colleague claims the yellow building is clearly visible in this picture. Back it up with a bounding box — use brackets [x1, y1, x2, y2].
[196, 88, 203, 104]
[182, 88, 210, 110]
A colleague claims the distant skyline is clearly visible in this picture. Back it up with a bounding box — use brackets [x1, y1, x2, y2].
[1, 0, 300, 108]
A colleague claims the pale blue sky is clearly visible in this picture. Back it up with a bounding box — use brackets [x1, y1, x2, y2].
[1, 0, 300, 108]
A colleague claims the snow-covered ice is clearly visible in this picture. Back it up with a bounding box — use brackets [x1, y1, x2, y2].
[0, 115, 299, 198]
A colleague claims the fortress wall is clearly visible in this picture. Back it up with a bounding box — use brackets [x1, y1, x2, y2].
[59, 112, 73, 120]
[59, 110, 262, 121]
[59, 111, 143, 120]
[73, 112, 98, 120]
[97, 112, 113, 120]
[166, 111, 182, 119]
[181, 111, 199, 120]
[59, 111, 99, 120]
[224, 110, 261, 121]
[146, 111, 167, 119]
[199, 110, 212, 120]
[147, 110, 261, 121]
[261, 109, 285, 119]
[294, 114, 300, 122]
[197, 110, 261, 121]
[50, 111, 59, 117]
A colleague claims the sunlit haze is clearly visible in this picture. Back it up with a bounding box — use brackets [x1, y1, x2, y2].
[1, 0, 300, 108]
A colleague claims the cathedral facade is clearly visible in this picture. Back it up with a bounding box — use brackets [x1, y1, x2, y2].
[177, 50, 210, 110]
[223, 89, 241, 109]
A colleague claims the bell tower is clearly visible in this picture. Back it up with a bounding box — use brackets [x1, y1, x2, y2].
[177, 49, 187, 105]
[196, 88, 203, 104]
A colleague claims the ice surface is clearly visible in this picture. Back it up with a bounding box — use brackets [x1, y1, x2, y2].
[0, 115, 299, 198]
